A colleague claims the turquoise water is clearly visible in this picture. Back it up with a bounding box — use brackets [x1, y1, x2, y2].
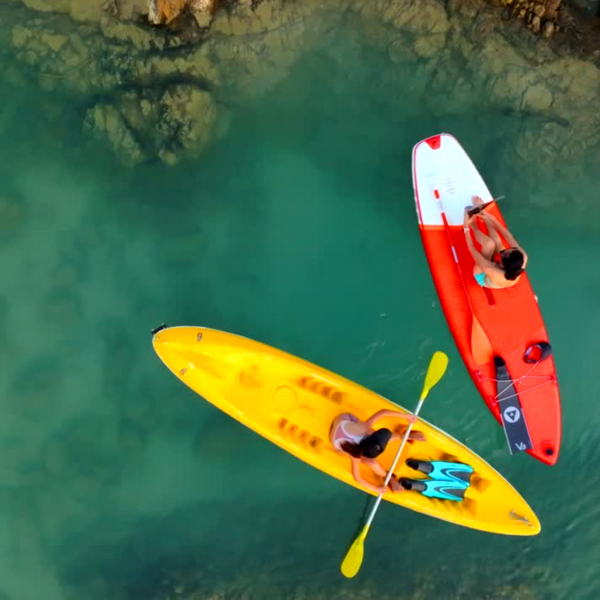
[2, 23, 600, 600]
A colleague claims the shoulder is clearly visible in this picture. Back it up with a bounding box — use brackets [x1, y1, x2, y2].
[483, 264, 503, 277]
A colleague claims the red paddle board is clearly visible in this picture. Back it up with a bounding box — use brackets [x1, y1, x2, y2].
[412, 133, 561, 465]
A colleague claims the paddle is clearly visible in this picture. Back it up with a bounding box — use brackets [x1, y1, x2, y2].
[340, 351, 449, 579]
[434, 189, 493, 366]
[466, 195, 505, 217]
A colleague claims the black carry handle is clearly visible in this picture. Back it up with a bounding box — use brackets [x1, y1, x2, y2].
[523, 342, 552, 364]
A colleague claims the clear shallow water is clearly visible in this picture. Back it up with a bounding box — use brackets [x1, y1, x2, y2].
[1, 21, 600, 600]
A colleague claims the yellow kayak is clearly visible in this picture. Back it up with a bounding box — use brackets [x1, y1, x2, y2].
[152, 326, 540, 536]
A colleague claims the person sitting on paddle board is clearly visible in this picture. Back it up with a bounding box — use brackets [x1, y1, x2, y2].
[330, 410, 426, 494]
[463, 196, 528, 289]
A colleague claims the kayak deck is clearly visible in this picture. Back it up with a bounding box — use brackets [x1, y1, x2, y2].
[153, 326, 540, 536]
[412, 133, 561, 465]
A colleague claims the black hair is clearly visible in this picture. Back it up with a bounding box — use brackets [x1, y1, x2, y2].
[340, 429, 393, 459]
[340, 441, 362, 458]
[501, 248, 524, 280]
[360, 428, 393, 458]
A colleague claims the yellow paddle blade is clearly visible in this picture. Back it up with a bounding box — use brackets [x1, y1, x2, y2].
[341, 524, 370, 579]
[419, 351, 449, 401]
[471, 315, 493, 366]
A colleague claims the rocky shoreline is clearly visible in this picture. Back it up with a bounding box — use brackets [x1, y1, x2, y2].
[1, 0, 600, 172]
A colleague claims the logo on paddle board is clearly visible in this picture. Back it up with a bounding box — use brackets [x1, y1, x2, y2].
[503, 406, 521, 424]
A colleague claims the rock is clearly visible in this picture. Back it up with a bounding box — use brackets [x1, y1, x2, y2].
[148, 0, 188, 24]
[542, 20, 555, 38]
[191, 0, 214, 28]
[41, 31, 68, 52]
[387, 38, 414, 64]
[99, 18, 163, 51]
[134, 50, 222, 87]
[158, 84, 217, 155]
[383, 0, 450, 35]
[12, 25, 32, 48]
[69, 0, 106, 22]
[523, 83, 553, 110]
[84, 103, 145, 165]
[148, 0, 160, 23]
[19, 0, 66, 13]
[212, 0, 285, 35]
[413, 33, 446, 58]
[533, 3, 545, 17]
[82, 82, 219, 166]
[531, 14, 541, 33]
[148, 0, 215, 25]
[0, 194, 27, 232]
[158, 148, 180, 165]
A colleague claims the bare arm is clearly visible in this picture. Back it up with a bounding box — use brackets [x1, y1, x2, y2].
[364, 409, 416, 429]
[483, 213, 528, 268]
[362, 457, 387, 477]
[350, 458, 387, 495]
[483, 213, 523, 250]
[464, 228, 497, 272]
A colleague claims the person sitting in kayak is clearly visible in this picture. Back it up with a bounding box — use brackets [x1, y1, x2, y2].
[330, 410, 426, 495]
[463, 196, 528, 289]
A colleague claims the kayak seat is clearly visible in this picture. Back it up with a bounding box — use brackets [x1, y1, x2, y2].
[470, 474, 491, 493]
[297, 376, 346, 404]
[277, 417, 324, 453]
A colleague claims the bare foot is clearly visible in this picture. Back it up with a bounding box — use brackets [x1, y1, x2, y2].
[395, 427, 426, 443]
[409, 431, 426, 442]
[389, 477, 404, 493]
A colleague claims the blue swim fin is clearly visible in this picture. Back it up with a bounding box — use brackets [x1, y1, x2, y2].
[406, 459, 474, 485]
[400, 477, 468, 501]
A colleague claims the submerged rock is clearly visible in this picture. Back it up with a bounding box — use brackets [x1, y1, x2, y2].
[0, 193, 28, 233]
[6, 0, 600, 173]
[84, 103, 146, 166]
[500, 0, 564, 38]
[148, 0, 217, 27]
[84, 83, 218, 165]
[158, 84, 217, 158]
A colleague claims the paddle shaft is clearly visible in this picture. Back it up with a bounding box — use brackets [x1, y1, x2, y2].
[467, 195, 505, 216]
[340, 351, 448, 579]
[363, 396, 426, 529]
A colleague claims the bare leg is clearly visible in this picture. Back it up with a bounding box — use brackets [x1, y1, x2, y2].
[471, 195, 505, 252]
[470, 227, 495, 260]
[388, 477, 404, 493]
[362, 457, 387, 477]
[393, 428, 426, 443]
[481, 220, 504, 253]
[362, 459, 404, 493]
